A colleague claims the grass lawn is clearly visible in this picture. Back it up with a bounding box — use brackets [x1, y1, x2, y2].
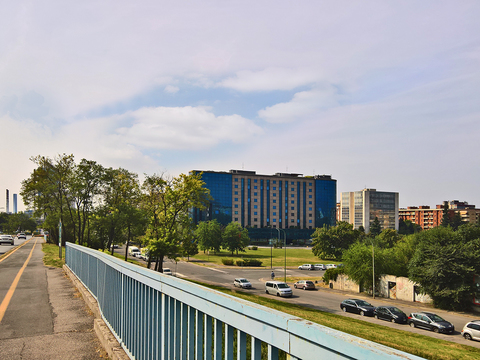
[42, 243, 66, 268]
[192, 281, 480, 360]
[189, 247, 336, 267]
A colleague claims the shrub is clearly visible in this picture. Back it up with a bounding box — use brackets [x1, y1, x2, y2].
[236, 260, 245, 266]
[251, 246, 258, 250]
[244, 259, 262, 267]
[222, 258, 234, 265]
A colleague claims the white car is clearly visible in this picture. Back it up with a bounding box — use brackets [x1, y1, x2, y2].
[462, 320, 480, 341]
[325, 264, 337, 269]
[314, 264, 326, 270]
[163, 268, 173, 275]
[17, 233, 27, 240]
[0, 235, 14, 245]
[234, 278, 252, 289]
[298, 264, 314, 270]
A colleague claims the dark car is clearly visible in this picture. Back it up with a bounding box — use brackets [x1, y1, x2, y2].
[408, 312, 454, 334]
[340, 299, 376, 316]
[293, 280, 315, 290]
[374, 306, 408, 324]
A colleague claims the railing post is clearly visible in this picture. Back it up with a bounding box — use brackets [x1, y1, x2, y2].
[237, 330, 247, 360]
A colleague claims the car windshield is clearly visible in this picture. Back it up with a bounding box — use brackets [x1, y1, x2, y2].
[389, 307, 403, 315]
[277, 283, 289, 289]
[429, 314, 445, 322]
[356, 300, 372, 307]
[240, 279, 248, 283]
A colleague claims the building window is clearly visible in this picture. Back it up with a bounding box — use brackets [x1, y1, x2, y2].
[273, 181, 276, 184]
[273, 212, 276, 216]
[309, 195, 312, 198]
[273, 219, 276, 223]
[273, 193, 276, 197]
[234, 198, 238, 201]
[309, 189, 312, 192]
[309, 214, 312, 217]
[291, 213, 294, 216]
[273, 187, 276, 190]
[291, 182, 294, 185]
[235, 178, 238, 182]
[291, 188, 294, 191]
[254, 192, 257, 196]
[291, 201, 294, 204]
[309, 182, 312, 186]
[234, 211, 238, 215]
[309, 207, 312, 211]
[254, 199, 257, 202]
[273, 206, 276, 209]
[254, 179, 257, 183]
[235, 184, 238, 188]
[254, 212, 257, 215]
[254, 186, 257, 189]
[234, 204, 238, 208]
[309, 201, 312, 205]
[235, 217, 238, 221]
[309, 220, 312, 223]
[291, 194, 294, 197]
[254, 205, 258, 209]
[254, 218, 258, 222]
[234, 191, 238, 195]
[291, 219, 295, 223]
[291, 207, 294, 210]
[273, 200, 276, 203]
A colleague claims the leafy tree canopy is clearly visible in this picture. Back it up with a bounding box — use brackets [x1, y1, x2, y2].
[311, 221, 361, 260]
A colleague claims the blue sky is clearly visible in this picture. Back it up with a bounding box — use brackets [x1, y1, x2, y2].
[1, 1, 479, 211]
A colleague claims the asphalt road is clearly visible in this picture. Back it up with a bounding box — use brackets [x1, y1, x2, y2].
[0, 236, 105, 359]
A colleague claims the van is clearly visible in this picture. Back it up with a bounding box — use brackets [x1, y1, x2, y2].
[265, 281, 292, 297]
[128, 247, 141, 257]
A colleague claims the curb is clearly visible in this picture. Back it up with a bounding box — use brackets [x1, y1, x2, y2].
[63, 265, 129, 360]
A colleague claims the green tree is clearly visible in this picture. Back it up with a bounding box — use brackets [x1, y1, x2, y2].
[3, 213, 37, 234]
[222, 222, 249, 255]
[440, 201, 451, 228]
[408, 225, 480, 310]
[369, 217, 381, 237]
[376, 228, 401, 248]
[311, 221, 360, 259]
[398, 219, 421, 235]
[142, 173, 211, 272]
[195, 220, 222, 254]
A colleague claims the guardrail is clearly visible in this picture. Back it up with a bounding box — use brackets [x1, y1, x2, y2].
[65, 243, 424, 360]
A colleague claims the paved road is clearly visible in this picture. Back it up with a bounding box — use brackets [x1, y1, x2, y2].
[0, 236, 106, 360]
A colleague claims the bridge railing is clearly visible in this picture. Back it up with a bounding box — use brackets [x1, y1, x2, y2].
[65, 243, 424, 360]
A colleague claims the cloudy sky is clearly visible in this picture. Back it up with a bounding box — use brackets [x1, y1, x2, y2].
[1, 1, 479, 212]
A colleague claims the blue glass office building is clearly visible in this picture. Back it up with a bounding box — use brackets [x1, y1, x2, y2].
[192, 170, 336, 238]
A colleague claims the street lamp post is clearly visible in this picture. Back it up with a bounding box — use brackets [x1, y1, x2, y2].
[371, 240, 375, 299]
[277, 228, 287, 282]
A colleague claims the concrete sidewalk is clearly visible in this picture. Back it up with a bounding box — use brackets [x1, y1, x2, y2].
[0, 266, 108, 360]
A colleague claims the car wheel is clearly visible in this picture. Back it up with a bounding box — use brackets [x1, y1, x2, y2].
[391, 318, 396, 323]
[276, 292, 280, 297]
[294, 285, 297, 288]
[374, 315, 378, 319]
[464, 333, 472, 341]
[360, 311, 365, 316]
[410, 322, 416, 328]
[433, 327, 439, 333]
[265, 290, 269, 294]
[303, 287, 306, 290]
[342, 307, 347, 313]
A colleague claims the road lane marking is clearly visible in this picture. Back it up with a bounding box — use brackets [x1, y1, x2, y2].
[205, 267, 227, 273]
[0, 237, 36, 263]
[0, 238, 38, 323]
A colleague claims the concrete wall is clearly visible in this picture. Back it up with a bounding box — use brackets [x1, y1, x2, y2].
[330, 274, 432, 304]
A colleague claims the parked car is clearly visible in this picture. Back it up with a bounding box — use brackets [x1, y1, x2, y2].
[293, 280, 315, 290]
[325, 264, 337, 269]
[265, 281, 292, 297]
[374, 306, 408, 324]
[407, 312, 454, 334]
[17, 233, 26, 240]
[0, 235, 14, 245]
[314, 264, 326, 270]
[234, 278, 252, 289]
[462, 320, 480, 341]
[340, 299, 375, 316]
[298, 264, 314, 270]
[163, 268, 173, 275]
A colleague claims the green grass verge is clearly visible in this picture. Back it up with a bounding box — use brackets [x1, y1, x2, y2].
[190, 247, 335, 267]
[189, 280, 480, 360]
[42, 243, 66, 268]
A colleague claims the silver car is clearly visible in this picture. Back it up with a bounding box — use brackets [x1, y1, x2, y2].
[462, 320, 480, 341]
[234, 278, 252, 289]
[0, 235, 14, 245]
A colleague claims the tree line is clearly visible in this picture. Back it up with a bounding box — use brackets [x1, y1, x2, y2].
[311, 217, 480, 311]
[20, 154, 211, 272]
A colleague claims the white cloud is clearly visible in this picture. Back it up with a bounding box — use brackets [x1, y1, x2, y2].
[258, 85, 341, 123]
[164, 85, 179, 94]
[114, 106, 263, 150]
[218, 67, 319, 92]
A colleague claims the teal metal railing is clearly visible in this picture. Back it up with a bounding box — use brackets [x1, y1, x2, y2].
[65, 243, 424, 360]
